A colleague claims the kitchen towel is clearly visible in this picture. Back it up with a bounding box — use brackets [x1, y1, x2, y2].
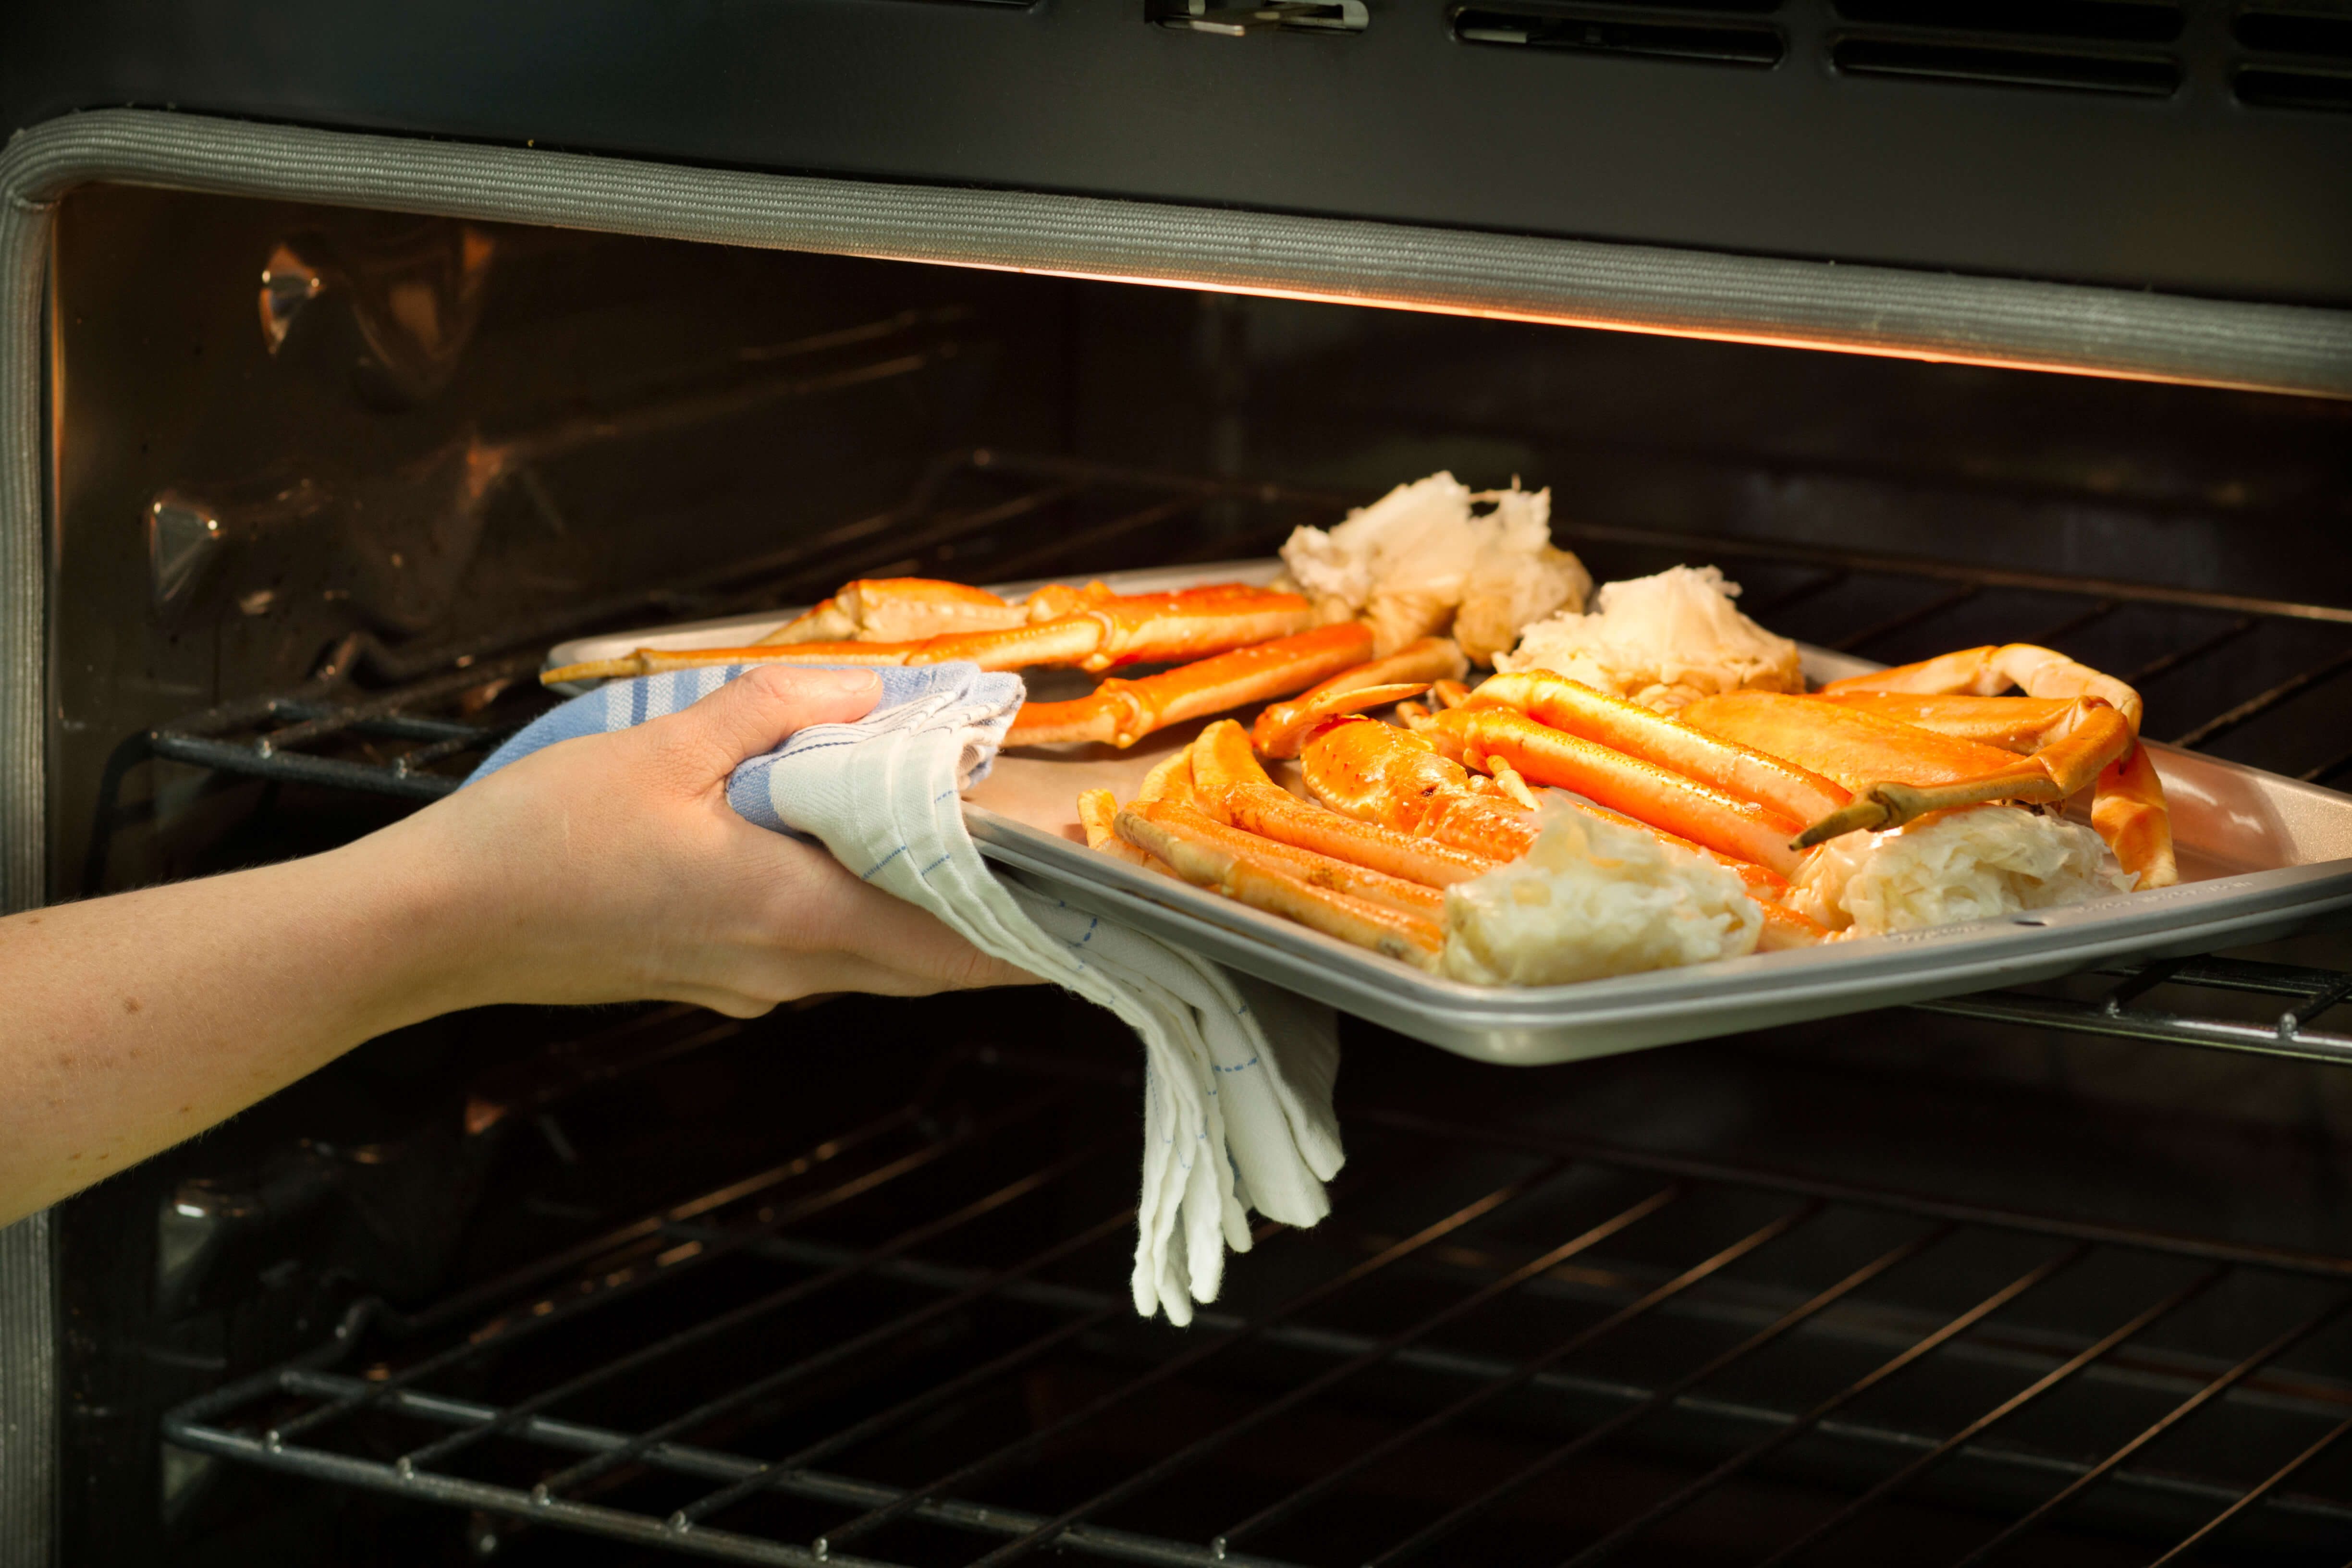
[473, 661, 1344, 1324]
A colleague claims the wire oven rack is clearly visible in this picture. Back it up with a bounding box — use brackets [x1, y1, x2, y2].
[143, 448, 2352, 1065]
[163, 1042, 2352, 1568]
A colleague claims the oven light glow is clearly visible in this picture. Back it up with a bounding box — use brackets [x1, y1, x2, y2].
[883, 257, 2292, 396]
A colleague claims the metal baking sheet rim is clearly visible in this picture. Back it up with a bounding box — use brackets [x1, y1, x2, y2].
[973, 818, 2352, 1066]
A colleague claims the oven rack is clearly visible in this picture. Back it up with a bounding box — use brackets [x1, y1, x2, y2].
[142, 449, 2352, 1066]
[162, 1046, 2352, 1568]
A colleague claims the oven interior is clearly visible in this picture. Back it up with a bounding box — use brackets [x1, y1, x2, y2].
[42, 185, 2352, 1565]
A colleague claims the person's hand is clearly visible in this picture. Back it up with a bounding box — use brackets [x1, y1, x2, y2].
[368, 665, 1041, 1017]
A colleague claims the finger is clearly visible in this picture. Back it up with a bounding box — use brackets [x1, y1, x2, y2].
[801, 875, 1045, 991]
[736, 849, 1047, 993]
[653, 665, 884, 784]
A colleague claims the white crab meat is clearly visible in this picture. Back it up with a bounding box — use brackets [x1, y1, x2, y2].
[1441, 803, 1761, 986]
[1497, 564, 1803, 713]
[1279, 472, 1589, 660]
[1787, 805, 2132, 937]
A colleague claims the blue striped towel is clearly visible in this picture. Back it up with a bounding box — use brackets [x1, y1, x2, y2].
[475, 661, 1342, 1324]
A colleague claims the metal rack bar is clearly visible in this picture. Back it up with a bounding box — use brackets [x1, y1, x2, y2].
[273, 1093, 1066, 1445]
[1551, 519, 2352, 629]
[2145, 1415, 2352, 1568]
[163, 1064, 2352, 1568]
[2169, 644, 2352, 749]
[1288, 1204, 1821, 1568]
[221, 1372, 1304, 1568]
[1913, 993, 2352, 1066]
[959, 1187, 1690, 1568]
[747, 1227, 2352, 1450]
[1751, 1268, 2226, 1567]
[1268, 1227, 1947, 1558]
[1951, 1297, 2352, 1568]
[1348, 1105, 2352, 1282]
[796, 1159, 1584, 1552]
[1831, 583, 1981, 654]
[524, 1176, 1129, 1502]
[2121, 615, 2261, 691]
[1552, 1246, 2091, 1568]
[393, 1129, 1106, 1474]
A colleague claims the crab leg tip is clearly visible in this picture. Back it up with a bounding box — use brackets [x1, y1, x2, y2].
[1794, 797, 1895, 849]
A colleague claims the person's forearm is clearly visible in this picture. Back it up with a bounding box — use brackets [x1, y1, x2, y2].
[0, 829, 492, 1225]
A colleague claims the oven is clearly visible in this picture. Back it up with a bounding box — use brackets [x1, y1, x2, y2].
[5, 7, 2352, 1565]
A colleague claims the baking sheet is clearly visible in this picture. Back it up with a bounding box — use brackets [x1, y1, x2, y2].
[548, 564, 2352, 1066]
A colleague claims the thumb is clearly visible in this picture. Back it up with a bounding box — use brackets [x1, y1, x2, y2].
[653, 665, 883, 784]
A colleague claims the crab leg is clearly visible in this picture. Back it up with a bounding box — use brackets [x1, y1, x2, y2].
[1007, 623, 1375, 748]
[1298, 717, 1543, 864]
[546, 587, 1318, 688]
[1814, 692, 2096, 751]
[1425, 706, 1811, 876]
[1135, 745, 1202, 809]
[1067, 586, 1315, 672]
[911, 587, 1313, 672]
[1680, 693, 2049, 794]
[1817, 643, 2143, 729]
[1115, 804, 1444, 971]
[1187, 721, 1504, 887]
[1202, 717, 1824, 946]
[1077, 788, 1160, 870]
[1124, 799, 1443, 917]
[542, 641, 920, 684]
[1683, 690, 2146, 853]
[756, 578, 1029, 646]
[1252, 637, 1470, 757]
[2093, 742, 2179, 890]
[1463, 670, 1849, 822]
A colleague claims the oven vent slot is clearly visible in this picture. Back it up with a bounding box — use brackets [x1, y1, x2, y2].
[2232, 3, 2352, 112]
[1152, 0, 1369, 36]
[1830, 0, 2184, 96]
[1452, 2, 1786, 68]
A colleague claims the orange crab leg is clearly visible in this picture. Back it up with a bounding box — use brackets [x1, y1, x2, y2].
[1006, 623, 1376, 748]
[1427, 706, 1810, 877]
[1211, 716, 1824, 945]
[1115, 804, 1444, 971]
[1188, 720, 1503, 887]
[1679, 693, 2032, 793]
[1298, 716, 1542, 864]
[1813, 692, 2091, 751]
[911, 617, 1106, 670]
[1187, 717, 1284, 804]
[1071, 587, 1314, 672]
[1252, 637, 1470, 757]
[542, 641, 920, 684]
[1684, 690, 2143, 854]
[1693, 689, 2175, 884]
[1135, 745, 1202, 810]
[756, 578, 1029, 646]
[1463, 671, 1849, 823]
[1816, 643, 2143, 729]
[1124, 799, 1443, 918]
[2093, 742, 2179, 890]
[1077, 788, 1160, 870]
[1228, 788, 1507, 888]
